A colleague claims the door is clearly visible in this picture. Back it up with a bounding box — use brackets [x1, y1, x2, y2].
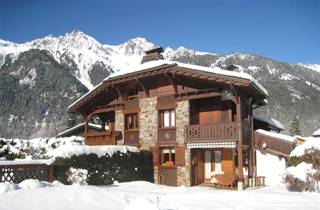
[192, 149, 204, 185]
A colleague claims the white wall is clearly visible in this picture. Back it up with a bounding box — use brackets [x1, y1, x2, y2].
[256, 150, 286, 186]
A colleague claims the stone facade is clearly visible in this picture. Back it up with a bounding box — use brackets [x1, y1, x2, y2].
[175, 100, 191, 186]
[139, 97, 159, 183]
[176, 100, 190, 145]
[115, 110, 124, 145]
[177, 149, 191, 186]
[139, 97, 158, 150]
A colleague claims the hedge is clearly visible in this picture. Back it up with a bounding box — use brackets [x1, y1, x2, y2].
[53, 150, 154, 185]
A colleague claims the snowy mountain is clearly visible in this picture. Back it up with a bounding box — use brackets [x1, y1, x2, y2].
[298, 64, 320, 73]
[1, 30, 320, 138]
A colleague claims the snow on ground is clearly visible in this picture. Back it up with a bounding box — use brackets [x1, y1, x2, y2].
[0, 179, 61, 194]
[0, 181, 319, 210]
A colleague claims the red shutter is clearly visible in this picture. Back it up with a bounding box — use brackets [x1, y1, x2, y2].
[150, 147, 159, 166]
[176, 146, 185, 166]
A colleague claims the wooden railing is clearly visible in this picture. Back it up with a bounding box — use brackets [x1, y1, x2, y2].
[0, 160, 53, 183]
[186, 123, 239, 143]
[85, 131, 116, 145]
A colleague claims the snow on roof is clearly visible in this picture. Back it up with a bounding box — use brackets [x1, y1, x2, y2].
[254, 117, 285, 130]
[313, 128, 320, 137]
[256, 129, 295, 143]
[106, 60, 268, 96]
[48, 145, 139, 159]
[56, 123, 103, 137]
[67, 59, 268, 111]
[290, 136, 320, 157]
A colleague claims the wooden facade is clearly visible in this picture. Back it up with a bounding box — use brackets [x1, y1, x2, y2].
[67, 48, 269, 188]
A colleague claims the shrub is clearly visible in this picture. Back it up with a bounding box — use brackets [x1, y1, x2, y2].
[53, 150, 154, 185]
[67, 167, 88, 185]
[286, 149, 320, 192]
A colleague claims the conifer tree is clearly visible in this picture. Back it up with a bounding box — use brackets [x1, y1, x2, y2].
[289, 116, 302, 136]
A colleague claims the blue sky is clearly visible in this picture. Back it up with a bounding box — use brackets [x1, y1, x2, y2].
[0, 0, 319, 63]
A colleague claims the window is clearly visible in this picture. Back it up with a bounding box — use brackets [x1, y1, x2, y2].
[125, 113, 139, 130]
[159, 109, 175, 128]
[159, 147, 175, 166]
[214, 150, 222, 172]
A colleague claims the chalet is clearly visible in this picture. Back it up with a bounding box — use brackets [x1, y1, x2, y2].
[66, 47, 285, 188]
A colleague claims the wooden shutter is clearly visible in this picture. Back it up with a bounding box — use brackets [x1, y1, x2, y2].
[150, 147, 159, 166]
[175, 146, 185, 166]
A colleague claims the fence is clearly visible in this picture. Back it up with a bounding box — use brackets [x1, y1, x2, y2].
[0, 160, 53, 183]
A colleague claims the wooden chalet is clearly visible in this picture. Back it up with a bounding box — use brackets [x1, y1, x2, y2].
[67, 47, 270, 188]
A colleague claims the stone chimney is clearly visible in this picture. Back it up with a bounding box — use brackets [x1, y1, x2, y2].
[141, 47, 164, 64]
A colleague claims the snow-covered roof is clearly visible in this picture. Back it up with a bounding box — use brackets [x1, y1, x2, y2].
[106, 60, 268, 96]
[67, 59, 268, 112]
[254, 117, 285, 130]
[313, 128, 320, 137]
[290, 136, 320, 157]
[56, 123, 103, 137]
[256, 129, 295, 143]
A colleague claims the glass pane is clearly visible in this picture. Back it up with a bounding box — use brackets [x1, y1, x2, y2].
[164, 111, 170, 127]
[215, 150, 222, 171]
[171, 110, 175, 126]
[171, 153, 175, 164]
[163, 153, 170, 163]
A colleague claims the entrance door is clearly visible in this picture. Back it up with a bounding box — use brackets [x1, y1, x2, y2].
[192, 150, 204, 185]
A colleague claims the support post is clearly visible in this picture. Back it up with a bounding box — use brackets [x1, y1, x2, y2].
[236, 94, 244, 190]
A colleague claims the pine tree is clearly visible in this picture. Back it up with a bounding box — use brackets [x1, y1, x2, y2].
[290, 116, 302, 136]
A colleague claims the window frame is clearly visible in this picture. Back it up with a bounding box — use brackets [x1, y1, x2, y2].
[159, 147, 176, 167]
[159, 109, 176, 128]
[125, 112, 139, 131]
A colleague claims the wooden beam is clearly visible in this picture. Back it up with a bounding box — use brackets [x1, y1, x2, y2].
[136, 78, 149, 97]
[236, 94, 244, 180]
[165, 73, 177, 94]
[111, 84, 125, 100]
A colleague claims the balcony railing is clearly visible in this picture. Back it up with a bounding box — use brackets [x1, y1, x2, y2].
[85, 131, 116, 145]
[186, 122, 239, 143]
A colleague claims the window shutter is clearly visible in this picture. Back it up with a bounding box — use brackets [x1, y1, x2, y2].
[150, 147, 159, 166]
[175, 146, 185, 166]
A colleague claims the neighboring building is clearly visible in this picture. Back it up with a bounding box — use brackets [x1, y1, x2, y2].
[295, 128, 320, 145]
[67, 47, 270, 187]
[254, 129, 295, 186]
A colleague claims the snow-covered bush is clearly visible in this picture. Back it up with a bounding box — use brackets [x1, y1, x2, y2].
[285, 139, 320, 192]
[67, 167, 88, 185]
[0, 136, 84, 160]
[53, 149, 153, 185]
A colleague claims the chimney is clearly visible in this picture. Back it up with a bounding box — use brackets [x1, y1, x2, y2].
[141, 47, 164, 64]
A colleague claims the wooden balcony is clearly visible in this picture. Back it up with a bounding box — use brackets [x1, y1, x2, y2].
[186, 123, 239, 143]
[85, 131, 116, 145]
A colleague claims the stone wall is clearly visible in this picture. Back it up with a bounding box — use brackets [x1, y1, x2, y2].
[176, 100, 189, 145]
[139, 97, 158, 150]
[139, 97, 158, 183]
[175, 100, 191, 186]
[115, 110, 124, 145]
